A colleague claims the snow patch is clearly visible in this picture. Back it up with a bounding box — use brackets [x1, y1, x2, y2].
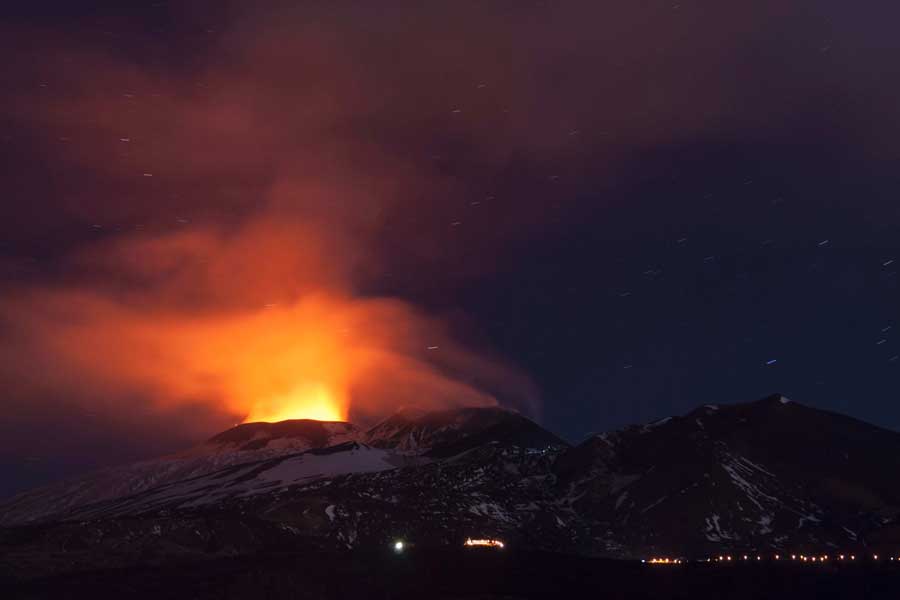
[468, 502, 512, 522]
[646, 417, 672, 429]
[719, 453, 779, 510]
[704, 514, 734, 541]
[258, 445, 397, 484]
[797, 513, 821, 528]
[736, 456, 775, 478]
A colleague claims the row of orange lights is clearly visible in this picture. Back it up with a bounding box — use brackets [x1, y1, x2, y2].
[646, 558, 683, 564]
[711, 554, 888, 562]
[645, 553, 900, 564]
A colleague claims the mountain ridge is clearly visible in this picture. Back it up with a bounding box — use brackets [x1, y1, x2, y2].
[0, 405, 557, 527]
[4, 394, 900, 579]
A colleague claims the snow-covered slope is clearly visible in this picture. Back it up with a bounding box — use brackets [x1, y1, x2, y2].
[8, 396, 900, 570]
[364, 406, 564, 457]
[554, 394, 900, 556]
[0, 419, 362, 526]
[0, 408, 557, 526]
[64, 442, 406, 521]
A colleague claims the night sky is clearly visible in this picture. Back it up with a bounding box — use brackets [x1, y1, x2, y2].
[3, 0, 900, 497]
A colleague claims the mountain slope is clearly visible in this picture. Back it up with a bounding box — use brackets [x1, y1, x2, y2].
[555, 394, 900, 556]
[5, 396, 900, 579]
[0, 419, 361, 527]
[364, 406, 564, 457]
[0, 408, 558, 527]
[63, 442, 410, 522]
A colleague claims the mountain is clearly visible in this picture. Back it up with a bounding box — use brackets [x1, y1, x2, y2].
[555, 394, 900, 557]
[195, 419, 360, 455]
[0, 407, 555, 527]
[5, 395, 900, 581]
[0, 405, 567, 580]
[364, 406, 564, 457]
[0, 419, 361, 527]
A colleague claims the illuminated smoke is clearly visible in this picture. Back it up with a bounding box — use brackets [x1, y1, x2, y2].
[0, 214, 536, 428]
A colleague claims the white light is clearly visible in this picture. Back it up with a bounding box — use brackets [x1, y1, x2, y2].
[394, 541, 404, 552]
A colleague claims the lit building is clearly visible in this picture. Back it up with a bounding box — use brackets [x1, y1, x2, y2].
[464, 538, 505, 548]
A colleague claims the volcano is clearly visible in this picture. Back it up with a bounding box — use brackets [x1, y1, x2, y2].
[0, 406, 561, 528]
[4, 396, 900, 581]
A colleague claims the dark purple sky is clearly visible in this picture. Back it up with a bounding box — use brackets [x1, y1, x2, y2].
[3, 0, 900, 497]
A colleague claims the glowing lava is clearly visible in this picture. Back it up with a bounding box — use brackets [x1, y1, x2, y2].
[0, 220, 528, 432]
[242, 382, 346, 423]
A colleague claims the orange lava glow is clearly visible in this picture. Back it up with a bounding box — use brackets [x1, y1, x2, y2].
[243, 382, 345, 423]
[30, 288, 487, 425]
[0, 219, 535, 429]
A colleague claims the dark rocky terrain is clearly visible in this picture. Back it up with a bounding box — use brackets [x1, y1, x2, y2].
[4, 394, 900, 593]
[556, 394, 900, 557]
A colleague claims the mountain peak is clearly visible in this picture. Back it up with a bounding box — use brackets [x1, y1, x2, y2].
[185, 419, 360, 457]
[756, 392, 792, 406]
[364, 404, 562, 456]
[682, 393, 800, 419]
